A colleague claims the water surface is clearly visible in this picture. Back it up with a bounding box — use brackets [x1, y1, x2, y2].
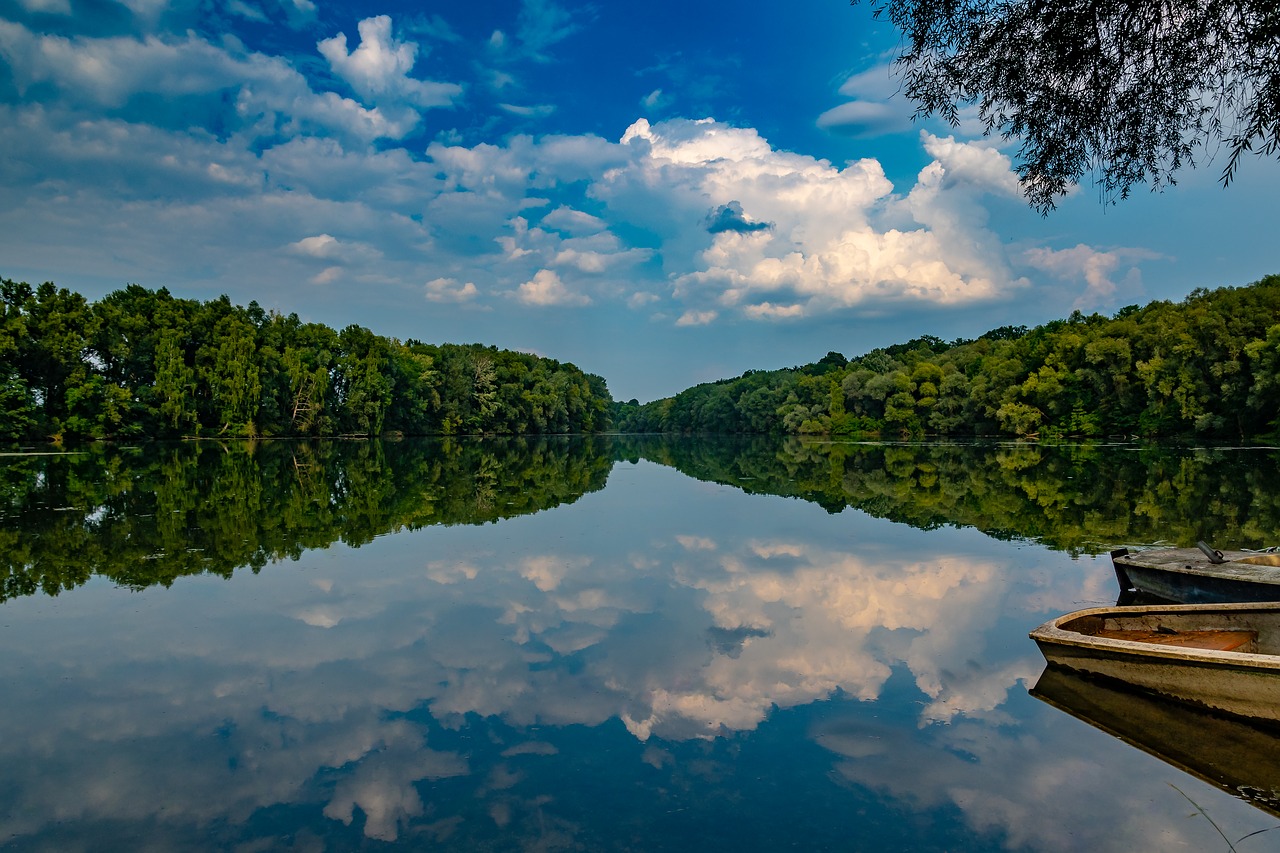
[3, 437, 1279, 851]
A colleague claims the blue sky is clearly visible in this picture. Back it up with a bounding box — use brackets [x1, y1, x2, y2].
[1, 0, 1277, 401]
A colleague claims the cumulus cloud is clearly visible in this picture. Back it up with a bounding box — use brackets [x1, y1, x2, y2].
[0, 24, 249, 107]
[515, 269, 590, 306]
[0, 22, 426, 145]
[604, 118, 1031, 321]
[317, 15, 462, 109]
[286, 234, 381, 269]
[541, 205, 607, 235]
[1022, 244, 1159, 310]
[0, 4, 1143, 347]
[425, 277, 480, 303]
[290, 233, 342, 258]
[917, 131, 1023, 197]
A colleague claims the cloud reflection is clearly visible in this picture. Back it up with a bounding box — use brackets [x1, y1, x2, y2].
[0, 462, 1157, 847]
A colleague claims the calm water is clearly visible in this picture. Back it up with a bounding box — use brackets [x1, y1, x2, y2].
[3, 437, 1280, 851]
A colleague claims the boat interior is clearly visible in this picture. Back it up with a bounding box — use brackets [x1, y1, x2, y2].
[1236, 554, 1280, 567]
[1057, 610, 1280, 654]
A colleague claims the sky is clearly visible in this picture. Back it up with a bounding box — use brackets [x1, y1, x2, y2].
[1, 0, 1277, 402]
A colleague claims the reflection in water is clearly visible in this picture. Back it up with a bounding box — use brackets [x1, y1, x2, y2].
[6, 437, 1280, 602]
[623, 436, 1280, 555]
[3, 438, 1279, 849]
[0, 437, 613, 601]
[1033, 666, 1280, 819]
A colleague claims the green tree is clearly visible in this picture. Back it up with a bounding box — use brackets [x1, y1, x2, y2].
[857, 0, 1280, 210]
[25, 282, 96, 438]
[334, 325, 394, 435]
[198, 311, 262, 435]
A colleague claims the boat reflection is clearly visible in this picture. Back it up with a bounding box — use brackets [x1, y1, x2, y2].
[1031, 665, 1280, 818]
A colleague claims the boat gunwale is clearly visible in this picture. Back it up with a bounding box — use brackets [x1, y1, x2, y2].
[1029, 602, 1280, 669]
[1113, 548, 1280, 586]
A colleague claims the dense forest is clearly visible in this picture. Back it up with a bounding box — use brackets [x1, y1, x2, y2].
[616, 275, 1280, 439]
[0, 280, 612, 441]
[5, 274, 1280, 442]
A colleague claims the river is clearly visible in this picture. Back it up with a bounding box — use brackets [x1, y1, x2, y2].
[2, 436, 1278, 851]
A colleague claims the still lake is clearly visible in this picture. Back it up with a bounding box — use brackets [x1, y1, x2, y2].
[3, 436, 1280, 851]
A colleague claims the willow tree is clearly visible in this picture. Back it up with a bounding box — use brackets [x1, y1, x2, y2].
[856, 0, 1280, 211]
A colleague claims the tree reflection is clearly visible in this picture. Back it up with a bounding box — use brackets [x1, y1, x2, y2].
[5, 436, 1279, 602]
[620, 437, 1280, 555]
[0, 437, 613, 601]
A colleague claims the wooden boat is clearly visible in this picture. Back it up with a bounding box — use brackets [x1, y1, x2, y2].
[1111, 544, 1280, 603]
[1031, 666, 1280, 818]
[1030, 601, 1280, 723]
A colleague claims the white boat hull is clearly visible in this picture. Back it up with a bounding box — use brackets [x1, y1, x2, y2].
[1031, 602, 1280, 723]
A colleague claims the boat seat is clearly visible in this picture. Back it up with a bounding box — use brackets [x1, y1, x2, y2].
[1095, 629, 1257, 651]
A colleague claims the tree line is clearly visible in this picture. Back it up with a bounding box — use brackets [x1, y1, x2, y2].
[615, 275, 1280, 439]
[0, 280, 612, 441]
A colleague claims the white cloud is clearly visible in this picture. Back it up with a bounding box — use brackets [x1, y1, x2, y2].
[541, 206, 607, 235]
[0, 22, 418, 145]
[424, 277, 479, 303]
[0, 23, 1143, 344]
[818, 64, 914, 137]
[312, 266, 343, 285]
[286, 233, 381, 267]
[0, 24, 244, 106]
[743, 302, 804, 320]
[817, 100, 902, 135]
[606, 118, 1030, 319]
[290, 233, 342, 258]
[676, 309, 717, 326]
[317, 15, 462, 110]
[918, 131, 1023, 197]
[1022, 244, 1159, 310]
[515, 269, 590, 306]
[498, 102, 556, 119]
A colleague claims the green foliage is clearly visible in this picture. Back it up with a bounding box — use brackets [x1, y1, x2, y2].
[0, 437, 615, 602]
[0, 280, 613, 442]
[857, 0, 1280, 210]
[619, 435, 1280, 556]
[627, 274, 1280, 440]
[7, 435, 1280, 603]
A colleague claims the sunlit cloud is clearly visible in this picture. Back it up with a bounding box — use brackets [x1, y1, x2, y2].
[515, 269, 590, 306]
[317, 15, 462, 109]
[425, 276, 480, 303]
